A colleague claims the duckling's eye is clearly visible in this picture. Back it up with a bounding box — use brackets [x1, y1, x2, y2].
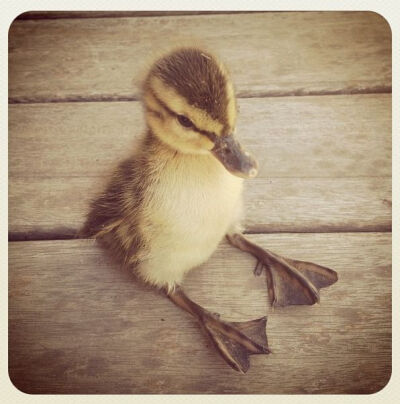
[177, 114, 194, 128]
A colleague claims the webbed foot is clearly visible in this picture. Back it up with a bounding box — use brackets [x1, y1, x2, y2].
[201, 315, 269, 373]
[168, 288, 269, 373]
[228, 233, 338, 307]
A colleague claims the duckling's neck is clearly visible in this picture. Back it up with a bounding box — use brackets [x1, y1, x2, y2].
[144, 129, 179, 159]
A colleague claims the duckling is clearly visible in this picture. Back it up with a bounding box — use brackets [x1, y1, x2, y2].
[81, 47, 338, 373]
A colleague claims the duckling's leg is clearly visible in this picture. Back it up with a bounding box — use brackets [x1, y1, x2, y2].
[167, 287, 269, 373]
[227, 233, 338, 307]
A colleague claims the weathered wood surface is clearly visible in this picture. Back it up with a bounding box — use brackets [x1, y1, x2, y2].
[9, 233, 391, 394]
[8, 94, 392, 237]
[9, 94, 391, 178]
[9, 12, 391, 103]
[8, 176, 392, 239]
[8, 11, 392, 396]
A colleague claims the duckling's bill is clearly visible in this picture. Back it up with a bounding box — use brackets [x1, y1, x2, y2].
[211, 135, 259, 179]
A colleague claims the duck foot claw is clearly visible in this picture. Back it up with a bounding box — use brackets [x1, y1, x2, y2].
[253, 260, 265, 276]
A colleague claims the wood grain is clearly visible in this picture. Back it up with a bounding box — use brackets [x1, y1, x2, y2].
[9, 94, 392, 237]
[9, 94, 392, 179]
[8, 233, 391, 393]
[8, 175, 392, 239]
[9, 12, 391, 102]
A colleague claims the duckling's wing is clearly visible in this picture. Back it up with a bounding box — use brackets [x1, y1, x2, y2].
[262, 252, 338, 307]
[79, 157, 141, 238]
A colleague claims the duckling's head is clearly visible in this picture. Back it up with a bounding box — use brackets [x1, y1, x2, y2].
[142, 47, 258, 179]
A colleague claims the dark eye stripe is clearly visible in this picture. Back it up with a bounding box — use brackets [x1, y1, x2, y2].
[147, 87, 217, 142]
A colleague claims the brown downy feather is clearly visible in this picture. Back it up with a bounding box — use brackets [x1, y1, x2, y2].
[146, 48, 229, 124]
[80, 132, 157, 269]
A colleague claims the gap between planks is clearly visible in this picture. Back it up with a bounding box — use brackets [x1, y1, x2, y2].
[8, 228, 393, 243]
[16, 11, 265, 20]
[8, 86, 392, 105]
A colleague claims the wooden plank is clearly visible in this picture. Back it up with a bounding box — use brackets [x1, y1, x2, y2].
[9, 94, 392, 179]
[9, 12, 391, 102]
[9, 233, 391, 393]
[8, 176, 392, 238]
[8, 94, 392, 237]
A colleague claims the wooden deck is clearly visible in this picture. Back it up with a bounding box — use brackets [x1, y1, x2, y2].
[8, 11, 392, 394]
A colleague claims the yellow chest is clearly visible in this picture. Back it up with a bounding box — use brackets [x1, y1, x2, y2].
[137, 153, 243, 288]
[146, 154, 241, 234]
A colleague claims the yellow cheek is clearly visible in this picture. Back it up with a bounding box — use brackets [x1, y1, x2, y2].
[145, 113, 164, 137]
[169, 120, 215, 152]
[196, 135, 215, 150]
[144, 92, 163, 114]
[147, 113, 214, 154]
